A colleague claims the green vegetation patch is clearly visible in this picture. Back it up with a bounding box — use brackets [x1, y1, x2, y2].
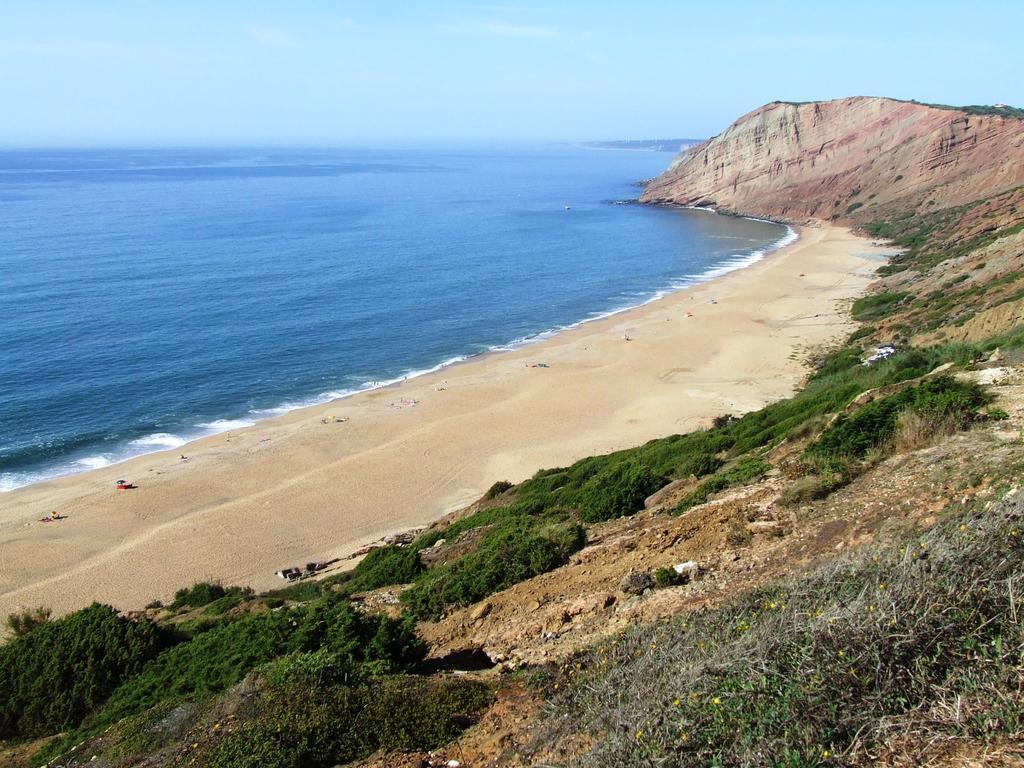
[202, 675, 491, 768]
[576, 460, 665, 523]
[0, 604, 166, 739]
[170, 581, 251, 610]
[34, 599, 422, 765]
[851, 291, 909, 321]
[806, 375, 988, 471]
[403, 516, 585, 620]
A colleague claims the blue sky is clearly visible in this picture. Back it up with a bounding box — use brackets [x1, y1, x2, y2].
[1, 0, 1021, 145]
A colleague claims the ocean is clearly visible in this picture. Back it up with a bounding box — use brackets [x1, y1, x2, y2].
[0, 146, 790, 492]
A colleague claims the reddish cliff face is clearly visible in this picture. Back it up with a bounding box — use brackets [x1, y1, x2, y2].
[640, 97, 1024, 223]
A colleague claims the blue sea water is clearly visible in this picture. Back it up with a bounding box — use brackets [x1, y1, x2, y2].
[0, 146, 789, 492]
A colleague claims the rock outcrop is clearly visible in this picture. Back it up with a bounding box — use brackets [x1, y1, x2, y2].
[641, 97, 1024, 223]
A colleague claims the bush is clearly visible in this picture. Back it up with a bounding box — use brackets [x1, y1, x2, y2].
[404, 517, 585, 619]
[0, 604, 166, 738]
[576, 461, 665, 523]
[205, 676, 491, 768]
[483, 480, 514, 500]
[258, 649, 354, 688]
[75, 599, 424, 741]
[4, 606, 51, 637]
[654, 566, 683, 588]
[346, 545, 424, 592]
[170, 581, 227, 609]
[779, 474, 842, 506]
[851, 291, 909, 321]
[676, 451, 723, 478]
[806, 376, 987, 471]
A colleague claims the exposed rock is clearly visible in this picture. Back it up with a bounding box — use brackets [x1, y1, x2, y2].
[746, 520, 782, 535]
[641, 97, 1024, 226]
[469, 601, 492, 621]
[419, 526, 493, 568]
[619, 571, 655, 595]
[672, 561, 701, 582]
[644, 478, 693, 509]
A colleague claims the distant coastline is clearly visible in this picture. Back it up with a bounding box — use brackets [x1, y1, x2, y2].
[578, 138, 704, 152]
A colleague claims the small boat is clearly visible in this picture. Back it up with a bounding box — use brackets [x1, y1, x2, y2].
[564, 205, 571, 210]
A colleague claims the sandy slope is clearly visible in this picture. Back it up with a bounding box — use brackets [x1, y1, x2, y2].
[0, 224, 885, 618]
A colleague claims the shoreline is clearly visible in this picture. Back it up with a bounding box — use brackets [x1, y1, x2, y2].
[0, 220, 796, 495]
[0, 224, 886, 618]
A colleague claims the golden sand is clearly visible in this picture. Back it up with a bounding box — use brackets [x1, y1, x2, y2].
[0, 224, 885, 617]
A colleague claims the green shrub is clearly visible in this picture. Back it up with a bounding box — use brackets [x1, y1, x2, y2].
[654, 567, 683, 588]
[809, 346, 864, 380]
[779, 474, 844, 506]
[676, 451, 722, 478]
[206, 676, 491, 768]
[851, 291, 909, 321]
[346, 545, 424, 592]
[806, 376, 987, 471]
[76, 600, 424, 741]
[848, 325, 875, 342]
[483, 480, 514, 499]
[576, 461, 665, 522]
[170, 581, 227, 609]
[4, 606, 51, 638]
[987, 407, 1010, 421]
[410, 503, 545, 554]
[264, 580, 323, 603]
[258, 649, 354, 688]
[0, 604, 166, 738]
[404, 517, 585, 619]
[203, 594, 246, 616]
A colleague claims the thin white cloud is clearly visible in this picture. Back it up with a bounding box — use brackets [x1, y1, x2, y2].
[249, 26, 300, 50]
[441, 20, 559, 39]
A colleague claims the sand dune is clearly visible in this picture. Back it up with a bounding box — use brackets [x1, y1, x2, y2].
[0, 224, 885, 618]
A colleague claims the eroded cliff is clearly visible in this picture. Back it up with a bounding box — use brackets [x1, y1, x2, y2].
[641, 96, 1024, 224]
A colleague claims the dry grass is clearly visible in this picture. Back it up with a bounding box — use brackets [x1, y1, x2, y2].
[890, 409, 964, 454]
[525, 490, 1024, 767]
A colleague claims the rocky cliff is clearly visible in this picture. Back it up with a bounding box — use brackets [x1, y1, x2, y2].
[641, 96, 1024, 224]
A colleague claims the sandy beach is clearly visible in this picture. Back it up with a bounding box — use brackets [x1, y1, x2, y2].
[0, 224, 886, 618]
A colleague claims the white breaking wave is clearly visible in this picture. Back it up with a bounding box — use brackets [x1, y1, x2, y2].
[130, 432, 188, 449]
[195, 418, 256, 433]
[1, 216, 797, 494]
[76, 455, 114, 469]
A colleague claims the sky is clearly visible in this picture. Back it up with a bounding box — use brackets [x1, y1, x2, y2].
[1, 0, 1022, 146]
